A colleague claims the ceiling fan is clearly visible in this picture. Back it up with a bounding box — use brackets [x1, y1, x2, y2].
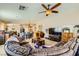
[39, 3, 61, 16]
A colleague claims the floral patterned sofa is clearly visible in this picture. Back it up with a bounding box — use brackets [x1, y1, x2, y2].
[4, 38, 79, 56]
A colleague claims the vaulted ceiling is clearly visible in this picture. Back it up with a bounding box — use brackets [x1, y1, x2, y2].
[0, 3, 79, 24]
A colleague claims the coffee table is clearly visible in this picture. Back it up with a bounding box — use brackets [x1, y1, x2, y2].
[25, 38, 57, 49]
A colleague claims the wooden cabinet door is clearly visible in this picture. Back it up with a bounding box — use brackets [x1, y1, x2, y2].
[62, 32, 73, 43]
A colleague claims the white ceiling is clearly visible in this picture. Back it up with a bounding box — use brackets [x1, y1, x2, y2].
[0, 3, 79, 24]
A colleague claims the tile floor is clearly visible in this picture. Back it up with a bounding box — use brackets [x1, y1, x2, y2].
[0, 45, 6, 56]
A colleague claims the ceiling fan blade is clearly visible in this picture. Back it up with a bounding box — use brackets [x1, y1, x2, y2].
[52, 10, 59, 13]
[48, 4, 51, 9]
[39, 11, 46, 13]
[50, 3, 61, 10]
[41, 4, 48, 10]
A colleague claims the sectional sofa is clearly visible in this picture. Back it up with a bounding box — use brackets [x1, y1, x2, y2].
[4, 37, 79, 56]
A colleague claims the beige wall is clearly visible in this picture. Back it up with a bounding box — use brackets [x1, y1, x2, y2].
[0, 21, 6, 30]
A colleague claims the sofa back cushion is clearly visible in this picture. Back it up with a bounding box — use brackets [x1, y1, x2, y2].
[63, 38, 74, 48]
[5, 41, 33, 56]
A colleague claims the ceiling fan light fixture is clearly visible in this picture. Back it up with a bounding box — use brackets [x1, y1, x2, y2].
[46, 10, 52, 15]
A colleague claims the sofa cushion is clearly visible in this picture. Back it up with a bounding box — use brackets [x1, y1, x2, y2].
[5, 41, 33, 56]
[63, 38, 74, 48]
[73, 43, 79, 55]
[31, 46, 69, 56]
[59, 50, 74, 56]
[31, 48, 48, 56]
[70, 40, 76, 49]
[47, 47, 69, 56]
